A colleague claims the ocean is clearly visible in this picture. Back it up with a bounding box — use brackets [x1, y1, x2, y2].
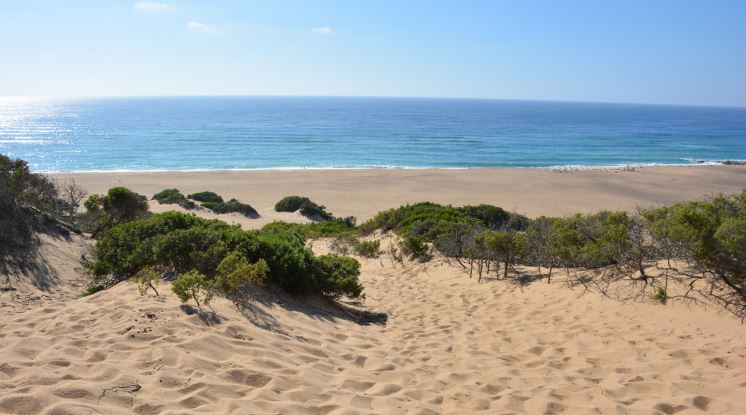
[1, 96, 745, 172]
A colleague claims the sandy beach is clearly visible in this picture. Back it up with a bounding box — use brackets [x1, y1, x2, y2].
[53, 165, 746, 228]
[1, 165, 745, 414]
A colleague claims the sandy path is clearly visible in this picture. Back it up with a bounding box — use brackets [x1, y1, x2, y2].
[1, 239, 745, 414]
[53, 165, 746, 229]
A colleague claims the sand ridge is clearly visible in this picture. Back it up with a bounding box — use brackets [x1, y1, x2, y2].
[1, 237, 745, 414]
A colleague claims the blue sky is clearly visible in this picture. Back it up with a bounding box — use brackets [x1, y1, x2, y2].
[1, 0, 745, 106]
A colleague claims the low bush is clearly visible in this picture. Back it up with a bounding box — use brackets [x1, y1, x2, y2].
[312, 254, 363, 299]
[1, 154, 73, 252]
[202, 199, 259, 217]
[82, 187, 149, 236]
[188, 191, 224, 204]
[274, 195, 308, 212]
[152, 189, 196, 209]
[400, 236, 428, 260]
[130, 266, 161, 296]
[261, 218, 356, 239]
[275, 195, 333, 220]
[354, 240, 381, 258]
[86, 211, 363, 300]
[214, 252, 269, 294]
[172, 270, 214, 309]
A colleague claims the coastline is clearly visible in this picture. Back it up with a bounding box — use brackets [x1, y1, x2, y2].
[35, 159, 746, 174]
[52, 164, 746, 229]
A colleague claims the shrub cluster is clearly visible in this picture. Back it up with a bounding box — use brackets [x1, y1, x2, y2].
[188, 191, 223, 203]
[368, 194, 746, 316]
[353, 240, 381, 258]
[182, 191, 259, 217]
[360, 202, 528, 241]
[82, 187, 149, 236]
[261, 218, 356, 239]
[86, 211, 363, 301]
[152, 189, 196, 209]
[274, 195, 334, 220]
[1, 154, 71, 251]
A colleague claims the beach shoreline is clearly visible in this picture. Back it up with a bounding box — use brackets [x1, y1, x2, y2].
[52, 164, 746, 229]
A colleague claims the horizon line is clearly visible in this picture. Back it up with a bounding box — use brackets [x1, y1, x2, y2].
[2, 94, 745, 110]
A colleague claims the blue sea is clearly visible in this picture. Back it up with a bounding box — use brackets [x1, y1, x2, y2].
[1, 96, 745, 172]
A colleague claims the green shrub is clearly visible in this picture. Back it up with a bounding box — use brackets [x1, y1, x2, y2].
[313, 254, 363, 299]
[354, 240, 381, 258]
[188, 191, 224, 204]
[130, 266, 161, 296]
[361, 202, 483, 244]
[1, 154, 67, 252]
[87, 212, 363, 299]
[152, 189, 196, 209]
[261, 218, 356, 239]
[400, 236, 428, 259]
[645, 191, 746, 313]
[172, 270, 214, 309]
[274, 195, 333, 220]
[274, 196, 309, 212]
[480, 230, 528, 278]
[214, 252, 268, 294]
[83, 187, 149, 236]
[202, 198, 259, 217]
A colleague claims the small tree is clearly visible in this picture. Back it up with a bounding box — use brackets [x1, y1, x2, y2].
[59, 178, 87, 224]
[85, 187, 148, 236]
[526, 216, 557, 282]
[483, 230, 527, 279]
[172, 270, 214, 310]
[214, 252, 269, 295]
[130, 266, 161, 296]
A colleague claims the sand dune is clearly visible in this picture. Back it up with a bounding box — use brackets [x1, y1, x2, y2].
[3, 167, 746, 414]
[1, 235, 745, 414]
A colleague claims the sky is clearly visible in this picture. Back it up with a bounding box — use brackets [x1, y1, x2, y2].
[1, 0, 745, 107]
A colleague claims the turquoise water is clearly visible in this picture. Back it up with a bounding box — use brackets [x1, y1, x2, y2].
[1, 96, 745, 172]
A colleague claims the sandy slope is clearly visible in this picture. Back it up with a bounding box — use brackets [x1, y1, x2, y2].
[0, 233, 90, 315]
[53, 165, 746, 229]
[1, 237, 745, 415]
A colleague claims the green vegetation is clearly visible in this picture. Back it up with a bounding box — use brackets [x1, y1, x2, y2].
[1, 154, 66, 251]
[81, 187, 149, 236]
[400, 236, 429, 260]
[312, 254, 363, 299]
[361, 202, 529, 242]
[188, 191, 223, 204]
[86, 211, 364, 301]
[274, 195, 334, 220]
[353, 240, 381, 258]
[358, 194, 746, 316]
[201, 198, 259, 217]
[152, 189, 196, 209]
[214, 253, 268, 294]
[261, 218, 356, 239]
[181, 191, 259, 217]
[172, 270, 214, 310]
[130, 266, 161, 296]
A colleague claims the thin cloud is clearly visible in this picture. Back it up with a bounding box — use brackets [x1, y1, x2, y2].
[134, 1, 177, 13]
[312, 26, 333, 35]
[187, 21, 221, 35]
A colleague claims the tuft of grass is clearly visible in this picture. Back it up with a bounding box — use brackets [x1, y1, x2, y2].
[653, 287, 667, 303]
